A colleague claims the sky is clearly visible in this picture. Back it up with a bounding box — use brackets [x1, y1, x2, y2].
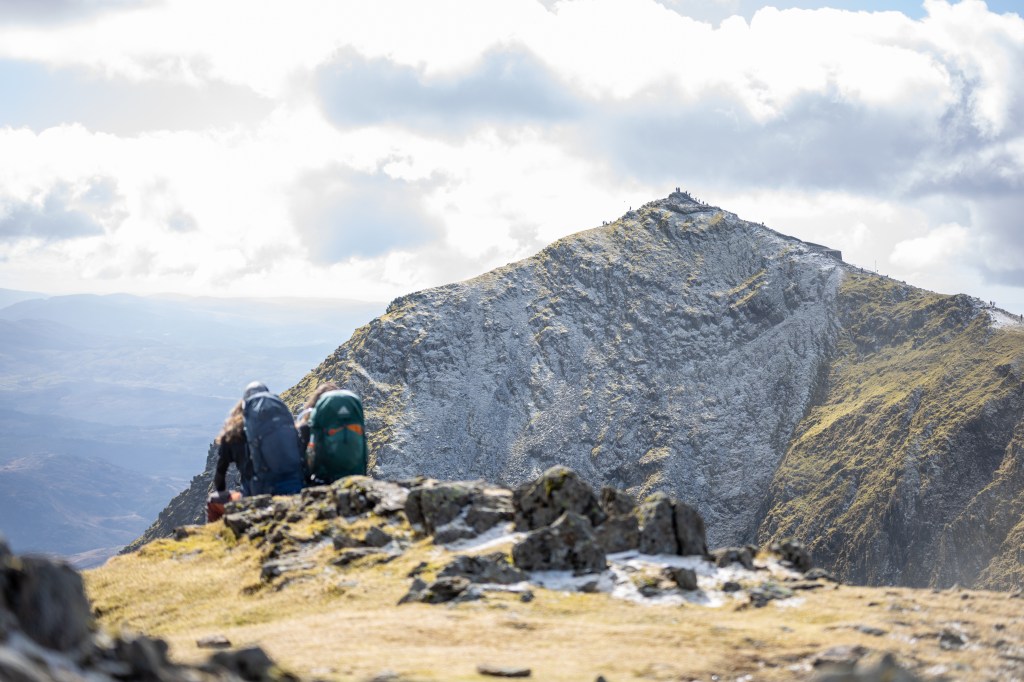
[0, 0, 1022, 312]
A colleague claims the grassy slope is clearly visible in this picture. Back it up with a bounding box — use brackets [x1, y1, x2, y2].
[757, 272, 1024, 588]
[88, 518, 1024, 682]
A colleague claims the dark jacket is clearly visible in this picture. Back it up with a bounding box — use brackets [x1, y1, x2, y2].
[214, 434, 252, 495]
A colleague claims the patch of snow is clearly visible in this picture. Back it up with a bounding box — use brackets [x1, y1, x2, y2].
[989, 309, 1024, 329]
[441, 523, 521, 552]
[530, 569, 615, 593]
[520, 551, 806, 608]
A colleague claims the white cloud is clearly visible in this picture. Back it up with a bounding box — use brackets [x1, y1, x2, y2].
[0, 0, 1020, 316]
[890, 223, 972, 270]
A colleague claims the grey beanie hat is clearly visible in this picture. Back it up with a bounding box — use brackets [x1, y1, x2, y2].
[243, 381, 269, 400]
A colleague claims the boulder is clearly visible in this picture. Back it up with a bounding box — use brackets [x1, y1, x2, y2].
[636, 493, 678, 555]
[438, 553, 527, 585]
[513, 466, 606, 531]
[115, 634, 171, 678]
[399, 576, 481, 605]
[405, 480, 513, 543]
[334, 477, 409, 517]
[594, 487, 640, 554]
[673, 502, 708, 556]
[666, 566, 699, 591]
[5, 556, 93, 652]
[209, 646, 281, 681]
[748, 582, 794, 607]
[600, 486, 637, 517]
[774, 539, 813, 573]
[512, 512, 606, 574]
[594, 513, 640, 554]
[713, 546, 755, 570]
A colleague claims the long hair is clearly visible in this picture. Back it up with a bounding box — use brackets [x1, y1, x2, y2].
[296, 382, 341, 425]
[216, 400, 245, 445]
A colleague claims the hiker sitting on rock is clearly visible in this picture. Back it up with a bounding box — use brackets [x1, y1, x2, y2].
[295, 382, 368, 486]
[295, 382, 341, 456]
[208, 398, 249, 522]
[213, 399, 251, 496]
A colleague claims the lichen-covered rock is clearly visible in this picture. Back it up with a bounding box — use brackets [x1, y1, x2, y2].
[334, 476, 409, 517]
[513, 466, 606, 531]
[438, 553, 527, 585]
[405, 480, 475, 529]
[405, 480, 513, 543]
[636, 493, 678, 555]
[512, 512, 606, 574]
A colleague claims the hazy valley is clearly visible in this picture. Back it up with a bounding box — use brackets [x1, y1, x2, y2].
[0, 291, 382, 565]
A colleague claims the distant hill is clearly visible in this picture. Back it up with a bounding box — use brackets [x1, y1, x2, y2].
[0, 453, 179, 567]
[0, 287, 44, 309]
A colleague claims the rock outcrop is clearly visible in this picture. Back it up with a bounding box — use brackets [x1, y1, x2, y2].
[0, 535, 297, 681]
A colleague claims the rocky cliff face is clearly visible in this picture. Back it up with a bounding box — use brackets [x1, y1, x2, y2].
[287, 192, 846, 550]
[138, 192, 1024, 590]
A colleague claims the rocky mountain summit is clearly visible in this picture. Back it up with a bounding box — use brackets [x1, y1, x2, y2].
[138, 191, 1024, 591]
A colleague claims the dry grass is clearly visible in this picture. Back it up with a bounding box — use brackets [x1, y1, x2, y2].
[87, 524, 1024, 681]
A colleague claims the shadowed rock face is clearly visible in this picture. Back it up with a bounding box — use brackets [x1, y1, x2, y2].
[287, 193, 845, 550]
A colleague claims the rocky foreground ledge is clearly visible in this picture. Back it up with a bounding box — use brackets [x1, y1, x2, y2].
[12, 467, 1024, 681]
[213, 465, 829, 609]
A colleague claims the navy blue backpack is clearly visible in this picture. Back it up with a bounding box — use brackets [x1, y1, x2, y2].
[242, 391, 304, 495]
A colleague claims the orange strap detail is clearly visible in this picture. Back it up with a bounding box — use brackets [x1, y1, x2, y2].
[327, 424, 364, 436]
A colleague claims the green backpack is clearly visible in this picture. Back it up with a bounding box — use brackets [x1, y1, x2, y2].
[308, 389, 367, 484]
